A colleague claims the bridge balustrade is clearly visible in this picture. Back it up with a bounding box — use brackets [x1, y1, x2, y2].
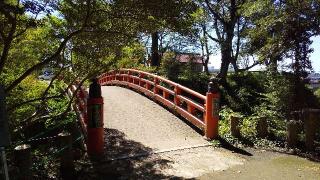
[67, 84, 88, 139]
[98, 69, 219, 139]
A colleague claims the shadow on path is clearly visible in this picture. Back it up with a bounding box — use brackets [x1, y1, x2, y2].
[77, 128, 188, 180]
[218, 137, 253, 156]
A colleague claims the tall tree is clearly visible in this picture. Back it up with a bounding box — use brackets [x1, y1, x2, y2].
[199, 0, 247, 83]
[151, 32, 160, 66]
[243, 0, 320, 110]
[0, 0, 166, 133]
[243, 0, 320, 74]
[111, 0, 197, 67]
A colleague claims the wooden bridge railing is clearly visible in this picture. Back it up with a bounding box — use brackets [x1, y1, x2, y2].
[67, 84, 88, 139]
[67, 80, 105, 157]
[98, 69, 220, 139]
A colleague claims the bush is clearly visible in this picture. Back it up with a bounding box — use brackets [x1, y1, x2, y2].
[219, 107, 241, 136]
[219, 70, 320, 143]
[159, 52, 181, 80]
[221, 71, 266, 115]
[314, 88, 320, 99]
[116, 43, 145, 68]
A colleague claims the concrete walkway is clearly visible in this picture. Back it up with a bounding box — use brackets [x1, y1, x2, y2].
[101, 86, 244, 179]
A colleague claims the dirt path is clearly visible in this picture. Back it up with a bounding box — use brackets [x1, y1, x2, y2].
[94, 86, 320, 179]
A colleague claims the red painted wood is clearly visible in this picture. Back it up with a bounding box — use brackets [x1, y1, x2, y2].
[97, 69, 219, 137]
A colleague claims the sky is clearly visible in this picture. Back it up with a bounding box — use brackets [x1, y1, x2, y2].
[209, 36, 320, 72]
[310, 36, 320, 72]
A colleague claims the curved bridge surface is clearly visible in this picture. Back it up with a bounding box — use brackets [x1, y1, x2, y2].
[102, 85, 209, 151]
[99, 69, 220, 139]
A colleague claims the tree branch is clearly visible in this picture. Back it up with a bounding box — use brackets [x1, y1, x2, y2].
[205, 30, 220, 43]
[204, 0, 226, 25]
[214, 18, 222, 41]
[41, 67, 65, 100]
[8, 95, 63, 111]
[5, 29, 83, 93]
[20, 66, 105, 126]
[238, 61, 261, 72]
[0, 30, 5, 41]
[0, 15, 17, 74]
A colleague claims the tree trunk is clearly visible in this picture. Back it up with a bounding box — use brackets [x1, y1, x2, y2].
[202, 25, 210, 75]
[218, 44, 232, 84]
[218, 28, 234, 83]
[151, 32, 160, 66]
[230, 58, 238, 73]
[269, 58, 278, 73]
[267, 54, 279, 74]
[218, 57, 229, 82]
[201, 54, 210, 75]
[204, 63, 209, 75]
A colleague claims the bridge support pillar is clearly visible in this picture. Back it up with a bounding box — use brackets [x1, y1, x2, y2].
[87, 78, 104, 158]
[205, 79, 220, 139]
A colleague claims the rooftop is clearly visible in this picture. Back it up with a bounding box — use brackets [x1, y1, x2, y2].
[175, 54, 203, 64]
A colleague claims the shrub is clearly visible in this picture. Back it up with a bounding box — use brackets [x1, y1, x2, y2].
[116, 43, 145, 68]
[220, 71, 319, 141]
[221, 71, 266, 115]
[159, 52, 181, 80]
[219, 107, 242, 136]
[314, 87, 320, 99]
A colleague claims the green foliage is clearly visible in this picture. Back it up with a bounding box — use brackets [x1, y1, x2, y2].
[315, 88, 320, 99]
[136, 65, 158, 73]
[159, 52, 210, 94]
[219, 71, 319, 143]
[240, 116, 257, 138]
[219, 106, 256, 139]
[258, 72, 319, 120]
[178, 72, 209, 95]
[256, 72, 293, 120]
[159, 52, 181, 80]
[221, 71, 265, 114]
[8, 76, 48, 125]
[116, 43, 146, 68]
[219, 107, 238, 136]
[45, 81, 76, 129]
[242, 0, 319, 74]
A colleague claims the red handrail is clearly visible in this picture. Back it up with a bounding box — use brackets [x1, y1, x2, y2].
[67, 84, 88, 139]
[98, 68, 219, 139]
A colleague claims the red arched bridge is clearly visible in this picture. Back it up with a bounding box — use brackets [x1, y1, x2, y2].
[68, 68, 220, 157]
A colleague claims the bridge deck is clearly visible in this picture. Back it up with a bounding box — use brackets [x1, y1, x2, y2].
[100, 86, 244, 179]
[102, 86, 209, 152]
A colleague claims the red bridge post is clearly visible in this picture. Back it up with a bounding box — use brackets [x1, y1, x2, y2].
[205, 79, 220, 139]
[154, 77, 159, 94]
[174, 86, 181, 105]
[87, 78, 104, 158]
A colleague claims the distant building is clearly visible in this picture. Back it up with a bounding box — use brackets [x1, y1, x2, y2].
[175, 53, 204, 72]
[307, 72, 320, 83]
[307, 72, 320, 89]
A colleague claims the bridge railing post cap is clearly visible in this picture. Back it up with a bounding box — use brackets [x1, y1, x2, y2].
[208, 77, 219, 93]
[89, 77, 102, 98]
[91, 78, 98, 83]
